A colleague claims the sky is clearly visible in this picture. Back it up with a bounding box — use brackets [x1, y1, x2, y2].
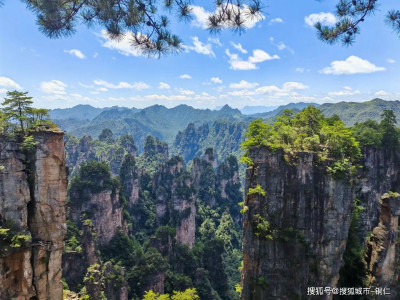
[0, 0, 400, 109]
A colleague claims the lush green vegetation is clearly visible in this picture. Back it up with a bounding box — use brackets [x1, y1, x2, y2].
[0, 90, 56, 136]
[242, 106, 362, 177]
[353, 109, 400, 148]
[0, 220, 32, 254]
[143, 288, 199, 300]
[63, 135, 243, 299]
[68, 160, 120, 200]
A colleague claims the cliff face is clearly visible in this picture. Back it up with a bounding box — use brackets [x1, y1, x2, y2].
[358, 147, 400, 243]
[69, 189, 125, 246]
[0, 131, 67, 300]
[241, 147, 355, 299]
[241, 145, 400, 299]
[364, 192, 400, 299]
[154, 157, 196, 248]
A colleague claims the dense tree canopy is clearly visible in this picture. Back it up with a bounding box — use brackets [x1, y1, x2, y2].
[352, 109, 400, 148]
[3, 0, 396, 54]
[241, 106, 361, 177]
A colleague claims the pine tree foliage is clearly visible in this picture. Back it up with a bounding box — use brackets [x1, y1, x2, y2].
[315, 0, 400, 45]
[20, 0, 262, 56]
[0, 90, 53, 135]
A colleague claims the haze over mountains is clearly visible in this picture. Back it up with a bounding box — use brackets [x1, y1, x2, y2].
[50, 98, 400, 152]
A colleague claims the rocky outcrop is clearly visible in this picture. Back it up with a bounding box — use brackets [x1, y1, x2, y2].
[241, 147, 355, 299]
[173, 123, 209, 162]
[191, 149, 216, 207]
[364, 192, 400, 299]
[358, 147, 400, 244]
[69, 187, 126, 246]
[172, 175, 196, 248]
[83, 262, 129, 300]
[154, 157, 196, 248]
[0, 131, 67, 299]
[120, 154, 140, 208]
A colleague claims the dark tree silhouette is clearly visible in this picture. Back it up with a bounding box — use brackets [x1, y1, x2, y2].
[19, 0, 262, 56]
[315, 0, 400, 45]
[2, 1, 398, 53]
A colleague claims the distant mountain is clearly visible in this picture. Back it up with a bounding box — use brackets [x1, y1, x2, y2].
[320, 98, 400, 126]
[240, 105, 278, 115]
[64, 104, 243, 151]
[49, 104, 109, 121]
[249, 102, 320, 120]
[50, 99, 400, 153]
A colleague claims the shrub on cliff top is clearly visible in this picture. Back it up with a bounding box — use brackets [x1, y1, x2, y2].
[68, 160, 119, 199]
[241, 106, 361, 176]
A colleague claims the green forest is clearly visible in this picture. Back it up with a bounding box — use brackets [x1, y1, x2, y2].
[1, 91, 400, 299]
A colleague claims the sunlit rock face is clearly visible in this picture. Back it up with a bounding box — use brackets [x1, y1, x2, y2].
[0, 131, 67, 300]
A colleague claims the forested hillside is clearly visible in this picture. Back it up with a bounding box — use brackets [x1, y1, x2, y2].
[62, 134, 243, 299]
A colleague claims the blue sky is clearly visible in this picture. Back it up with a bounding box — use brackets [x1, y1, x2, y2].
[1, 0, 399, 109]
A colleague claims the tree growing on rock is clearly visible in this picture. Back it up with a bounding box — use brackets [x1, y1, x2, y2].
[0, 90, 52, 135]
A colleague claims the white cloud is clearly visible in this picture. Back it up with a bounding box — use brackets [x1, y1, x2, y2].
[94, 79, 150, 90]
[64, 49, 85, 59]
[93, 52, 98, 58]
[230, 42, 247, 54]
[295, 68, 305, 73]
[255, 85, 283, 94]
[211, 77, 223, 84]
[178, 88, 195, 95]
[180, 74, 192, 79]
[270, 37, 294, 53]
[255, 81, 309, 95]
[145, 94, 189, 101]
[282, 82, 308, 90]
[226, 50, 256, 70]
[0, 88, 8, 94]
[0, 77, 22, 90]
[228, 89, 256, 97]
[184, 37, 215, 57]
[387, 59, 395, 64]
[159, 82, 171, 89]
[248, 49, 279, 63]
[320, 56, 385, 75]
[269, 18, 283, 25]
[328, 87, 361, 96]
[375, 90, 389, 96]
[226, 49, 279, 70]
[40, 80, 67, 94]
[277, 42, 287, 51]
[79, 82, 94, 88]
[208, 38, 222, 47]
[229, 80, 259, 89]
[190, 5, 210, 28]
[97, 30, 145, 57]
[190, 4, 264, 29]
[305, 12, 337, 27]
